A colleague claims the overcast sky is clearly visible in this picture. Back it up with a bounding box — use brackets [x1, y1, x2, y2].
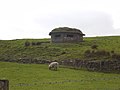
[0, 0, 120, 40]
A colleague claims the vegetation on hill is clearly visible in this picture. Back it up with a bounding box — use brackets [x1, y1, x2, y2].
[0, 36, 120, 89]
[0, 36, 120, 62]
[49, 27, 85, 35]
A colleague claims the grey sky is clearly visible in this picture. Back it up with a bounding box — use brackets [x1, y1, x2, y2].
[0, 0, 120, 40]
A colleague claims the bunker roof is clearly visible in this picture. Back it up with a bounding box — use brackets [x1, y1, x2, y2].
[49, 27, 85, 36]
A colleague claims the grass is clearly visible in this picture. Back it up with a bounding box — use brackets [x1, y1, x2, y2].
[0, 36, 120, 89]
[0, 61, 120, 90]
[0, 36, 120, 61]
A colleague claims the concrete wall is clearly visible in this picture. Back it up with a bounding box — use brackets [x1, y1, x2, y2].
[51, 32, 83, 43]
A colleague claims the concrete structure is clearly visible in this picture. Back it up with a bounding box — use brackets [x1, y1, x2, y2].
[49, 27, 85, 43]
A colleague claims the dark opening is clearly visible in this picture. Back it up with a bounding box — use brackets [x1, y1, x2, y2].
[67, 34, 73, 37]
[55, 35, 61, 37]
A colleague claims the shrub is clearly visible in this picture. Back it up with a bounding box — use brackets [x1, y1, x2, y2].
[36, 42, 41, 45]
[84, 50, 91, 57]
[61, 51, 66, 55]
[84, 49, 111, 58]
[94, 50, 110, 57]
[112, 54, 120, 60]
[91, 45, 98, 50]
[32, 42, 36, 46]
[111, 50, 115, 54]
[24, 41, 30, 47]
[84, 50, 91, 54]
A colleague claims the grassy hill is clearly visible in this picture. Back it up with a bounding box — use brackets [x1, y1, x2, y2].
[0, 36, 120, 62]
[0, 36, 120, 90]
[0, 61, 120, 90]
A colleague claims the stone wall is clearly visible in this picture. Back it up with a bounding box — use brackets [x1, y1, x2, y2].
[59, 59, 120, 73]
[0, 58, 119, 73]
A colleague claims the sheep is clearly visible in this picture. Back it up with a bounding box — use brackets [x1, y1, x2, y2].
[48, 62, 59, 71]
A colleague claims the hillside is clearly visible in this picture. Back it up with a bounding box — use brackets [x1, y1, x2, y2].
[0, 36, 120, 62]
[0, 36, 120, 72]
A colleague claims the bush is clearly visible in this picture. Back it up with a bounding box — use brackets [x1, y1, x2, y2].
[112, 54, 120, 60]
[91, 45, 98, 49]
[84, 49, 110, 58]
[84, 50, 91, 57]
[32, 42, 36, 46]
[61, 51, 66, 55]
[24, 41, 30, 47]
[111, 50, 114, 54]
[36, 42, 41, 45]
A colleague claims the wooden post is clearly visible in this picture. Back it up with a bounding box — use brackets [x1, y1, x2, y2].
[0, 80, 9, 90]
[99, 61, 101, 71]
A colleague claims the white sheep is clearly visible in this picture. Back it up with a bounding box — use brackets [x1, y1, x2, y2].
[48, 62, 59, 71]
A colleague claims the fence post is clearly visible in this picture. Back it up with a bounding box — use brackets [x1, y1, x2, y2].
[0, 80, 9, 90]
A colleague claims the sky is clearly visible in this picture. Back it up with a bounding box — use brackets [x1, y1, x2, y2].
[0, 0, 120, 40]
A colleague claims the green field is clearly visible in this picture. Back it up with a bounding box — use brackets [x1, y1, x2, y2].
[0, 36, 120, 89]
[0, 61, 120, 90]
